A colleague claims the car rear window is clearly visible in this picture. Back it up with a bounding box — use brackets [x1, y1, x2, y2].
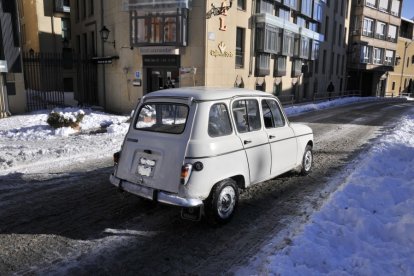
[135, 103, 189, 134]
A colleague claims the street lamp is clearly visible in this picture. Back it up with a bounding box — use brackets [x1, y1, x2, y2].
[99, 25, 115, 48]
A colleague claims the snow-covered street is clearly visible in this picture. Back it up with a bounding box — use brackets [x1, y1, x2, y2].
[1, 97, 413, 275]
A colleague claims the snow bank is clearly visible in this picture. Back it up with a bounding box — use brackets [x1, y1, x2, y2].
[241, 112, 414, 275]
[0, 108, 130, 174]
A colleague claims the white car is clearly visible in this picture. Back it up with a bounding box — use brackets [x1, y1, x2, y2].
[110, 87, 313, 224]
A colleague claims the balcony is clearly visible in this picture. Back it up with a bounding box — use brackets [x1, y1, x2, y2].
[255, 13, 324, 42]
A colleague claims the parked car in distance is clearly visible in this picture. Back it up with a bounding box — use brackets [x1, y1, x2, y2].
[110, 87, 313, 224]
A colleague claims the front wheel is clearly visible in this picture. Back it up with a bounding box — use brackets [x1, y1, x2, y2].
[300, 145, 313, 175]
[204, 179, 239, 225]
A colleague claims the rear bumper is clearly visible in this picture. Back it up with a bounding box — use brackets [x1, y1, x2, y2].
[109, 174, 203, 208]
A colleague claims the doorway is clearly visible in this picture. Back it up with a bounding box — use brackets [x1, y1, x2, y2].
[146, 68, 179, 93]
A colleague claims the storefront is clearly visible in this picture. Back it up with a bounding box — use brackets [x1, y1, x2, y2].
[142, 55, 180, 93]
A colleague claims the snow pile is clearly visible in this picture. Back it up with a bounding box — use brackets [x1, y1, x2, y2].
[247, 113, 414, 275]
[0, 108, 130, 174]
[285, 97, 389, 116]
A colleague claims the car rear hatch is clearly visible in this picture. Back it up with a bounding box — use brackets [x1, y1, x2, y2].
[115, 98, 195, 194]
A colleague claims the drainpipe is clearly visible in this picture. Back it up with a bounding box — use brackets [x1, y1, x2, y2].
[101, 0, 107, 110]
[399, 41, 411, 96]
[248, 0, 256, 77]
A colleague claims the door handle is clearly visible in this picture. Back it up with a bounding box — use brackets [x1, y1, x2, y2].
[244, 139, 252, 145]
[269, 135, 276, 139]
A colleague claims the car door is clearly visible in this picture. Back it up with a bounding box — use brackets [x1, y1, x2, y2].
[232, 98, 271, 185]
[261, 98, 297, 176]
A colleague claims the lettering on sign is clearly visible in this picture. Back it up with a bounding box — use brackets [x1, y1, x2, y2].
[206, 0, 232, 31]
[210, 41, 233, 58]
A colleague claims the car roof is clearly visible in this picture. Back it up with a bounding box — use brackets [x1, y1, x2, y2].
[143, 87, 276, 102]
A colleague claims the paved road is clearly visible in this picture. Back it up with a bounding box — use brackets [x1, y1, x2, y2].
[0, 100, 412, 275]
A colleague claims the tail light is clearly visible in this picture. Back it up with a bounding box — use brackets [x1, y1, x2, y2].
[180, 163, 193, 185]
[113, 151, 121, 164]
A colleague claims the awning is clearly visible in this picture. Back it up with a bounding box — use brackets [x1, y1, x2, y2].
[122, 0, 192, 11]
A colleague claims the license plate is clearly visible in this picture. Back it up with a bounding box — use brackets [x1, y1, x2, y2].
[137, 165, 152, 177]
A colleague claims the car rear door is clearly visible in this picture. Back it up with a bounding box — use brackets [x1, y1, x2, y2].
[231, 98, 271, 184]
[115, 99, 195, 194]
[261, 98, 297, 175]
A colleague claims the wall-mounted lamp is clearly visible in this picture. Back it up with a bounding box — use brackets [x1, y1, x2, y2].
[100, 25, 116, 48]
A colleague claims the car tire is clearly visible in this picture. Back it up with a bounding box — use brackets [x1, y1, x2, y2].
[300, 145, 313, 176]
[204, 179, 239, 225]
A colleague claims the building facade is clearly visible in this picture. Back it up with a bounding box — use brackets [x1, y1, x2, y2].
[347, 0, 402, 97]
[386, 17, 414, 96]
[0, 0, 26, 117]
[18, 0, 71, 53]
[70, 0, 351, 113]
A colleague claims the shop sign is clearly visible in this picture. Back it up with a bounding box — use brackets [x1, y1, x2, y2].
[180, 67, 196, 74]
[143, 55, 180, 67]
[0, 60, 8, 73]
[210, 42, 233, 58]
[140, 47, 179, 55]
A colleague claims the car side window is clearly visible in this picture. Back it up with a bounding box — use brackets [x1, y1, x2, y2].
[208, 103, 233, 137]
[232, 99, 261, 133]
[262, 99, 285, 128]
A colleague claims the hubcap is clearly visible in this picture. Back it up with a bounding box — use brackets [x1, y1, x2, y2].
[304, 150, 312, 171]
[217, 186, 236, 219]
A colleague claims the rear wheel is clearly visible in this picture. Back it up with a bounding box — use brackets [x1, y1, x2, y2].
[300, 145, 313, 175]
[204, 179, 239, 225]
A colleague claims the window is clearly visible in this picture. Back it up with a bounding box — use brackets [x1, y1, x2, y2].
[336, 53, 340, 75]
[311, 41, 320, 60]
[262, 100, 285, 128]
[237, 0, 246, 10]
[322, 49, 327, 74]
[274, 56, 287, 76]
[130, 10, 188, 46]
[373, 47, 384, 64]
[282, 30, 294, 56]
[379, 0, 388, 11]
[61, 18, 71, 40]
[300, 36, 310, 59]
[255, 24, 281, 54]
[208, 103, 232, 137]
[257, 0, 274, 14]
[387, 25, 397, 42]
[76, 0, 80, 21]
[82, 33, 87, 58]
[276, 7, 290, 20]
[82, 0, 86, 18]
[412, 55, 414, 64]
[232, 100, 261, 133]
[236, 27, 245, 68]
[366, 0, 376, 8]
[375, 21, 386, 39]
[337, 24, 343, 46]
[391, 0, 400, 16]
[363, 18, 374, 37]
[309, 22, 319, 32]
[392, 82, 395, 90]
[135, 103, 189, 134]
[301, 0, 312, 17]
[255, 53, 270, 76]
[90, 31, 95, 56]
[385, 50, 394, 65]
[324, 16, 329, 40]
[332, 21, 337, 46]
[295, 16, 306, 27]
[313, 1, 323, 22]
[286, 0, 298, 10]
[89, 0, 94, 15]
[361, 45, 371, 63]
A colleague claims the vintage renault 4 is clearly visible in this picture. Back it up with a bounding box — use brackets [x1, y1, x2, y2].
[110, 87, 313, 224]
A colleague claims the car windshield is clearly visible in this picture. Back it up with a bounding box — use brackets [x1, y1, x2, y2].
[135, 103, 189, 134]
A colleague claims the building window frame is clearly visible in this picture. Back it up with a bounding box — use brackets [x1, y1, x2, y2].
[236, 27, 245, 68]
